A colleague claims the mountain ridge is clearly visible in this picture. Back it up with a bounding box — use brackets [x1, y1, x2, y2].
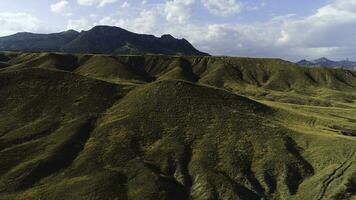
[0, 26, 209, 56]
[297, 57, 356, 70]
[0, 52, 355, 199]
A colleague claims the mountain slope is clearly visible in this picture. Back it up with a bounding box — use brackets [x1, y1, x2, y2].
[0, 30, 79, 52]
[3, 53, 356, 106]
[0, 26, 208, 56]
[0, 69, 319, 199]
[0, 53, 355, 200]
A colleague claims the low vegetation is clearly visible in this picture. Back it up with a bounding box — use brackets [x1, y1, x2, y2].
[0, 52, 355, 199]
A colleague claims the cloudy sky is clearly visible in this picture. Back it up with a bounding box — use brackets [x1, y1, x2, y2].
[0, 0, 355, 61]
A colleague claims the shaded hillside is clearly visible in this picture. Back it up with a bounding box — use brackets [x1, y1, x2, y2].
[0, 53, 355, 200]
[0, 26, 208, 56]
[0, 30, 79, 52]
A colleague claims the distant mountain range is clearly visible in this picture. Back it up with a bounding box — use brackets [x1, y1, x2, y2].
[297, 57, 356, 70]
[0, 25, 209, 56]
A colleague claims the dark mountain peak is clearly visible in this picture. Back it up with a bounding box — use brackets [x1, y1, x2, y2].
[161, 34, 175, 39]
[297, 57, 356, 70]
[14, 32, 31, 35]
[91, 25, 123, 29]
[12, 32, 35, 37]
[160, 35, 190, 44]
[314, 57, 331, 63]
[88, 25, 130, 34]
[296, 59, 313, 66]
[63, 29, 79, 34]
[59, 30, 80, 38]
[181, 38, 189, 42]
[0, 25, 209, 56]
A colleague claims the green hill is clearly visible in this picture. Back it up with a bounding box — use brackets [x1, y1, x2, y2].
[3, 53, 356, 106]
[0, 52, 355, 200]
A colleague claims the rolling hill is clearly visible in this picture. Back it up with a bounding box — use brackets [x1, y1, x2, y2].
[0, 26, 208, 56]
[0, 52, 355, 200]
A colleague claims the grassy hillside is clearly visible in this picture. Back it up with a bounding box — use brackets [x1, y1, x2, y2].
[0, 52, 355, 200]
[3, 53, 356, 106]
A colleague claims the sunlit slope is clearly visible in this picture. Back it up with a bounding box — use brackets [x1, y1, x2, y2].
[262, 101, 356, 200]
[1, 53, 355, 106]
[0, 52, 355, 199]
[0, 72, 315, 199]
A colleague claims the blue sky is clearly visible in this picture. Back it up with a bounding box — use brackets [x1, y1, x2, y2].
[0, 0, 355, 61]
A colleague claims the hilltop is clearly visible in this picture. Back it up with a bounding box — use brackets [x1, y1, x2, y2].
[2, 52, 355, 106]
[0, 52, 355, 200]
[0, 26, 209, 56]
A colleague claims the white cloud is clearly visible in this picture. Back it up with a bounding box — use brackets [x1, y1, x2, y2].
[164, 0, 195, 24]
[0, 12, 43, 36]
[61, 0, 356, 60]
[77, 0, 117, 7]
[186, 0, 356, 60]
[128, 9, 160, 32]
[67, 18, 92, 31]
[246, 1, 266, 11]
[51, 0, 70, 14]
[163, 21, 284, 57]
[89, 14, 98, 19]
[99, 8, 161, 33]
[96, 0, 196, 32]
[201, 0, 242, 16]
[121, 1, 130, 8]
[277, 0, 356, 49]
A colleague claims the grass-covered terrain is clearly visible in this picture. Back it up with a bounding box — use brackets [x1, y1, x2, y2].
[0, 52, 355, 200]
